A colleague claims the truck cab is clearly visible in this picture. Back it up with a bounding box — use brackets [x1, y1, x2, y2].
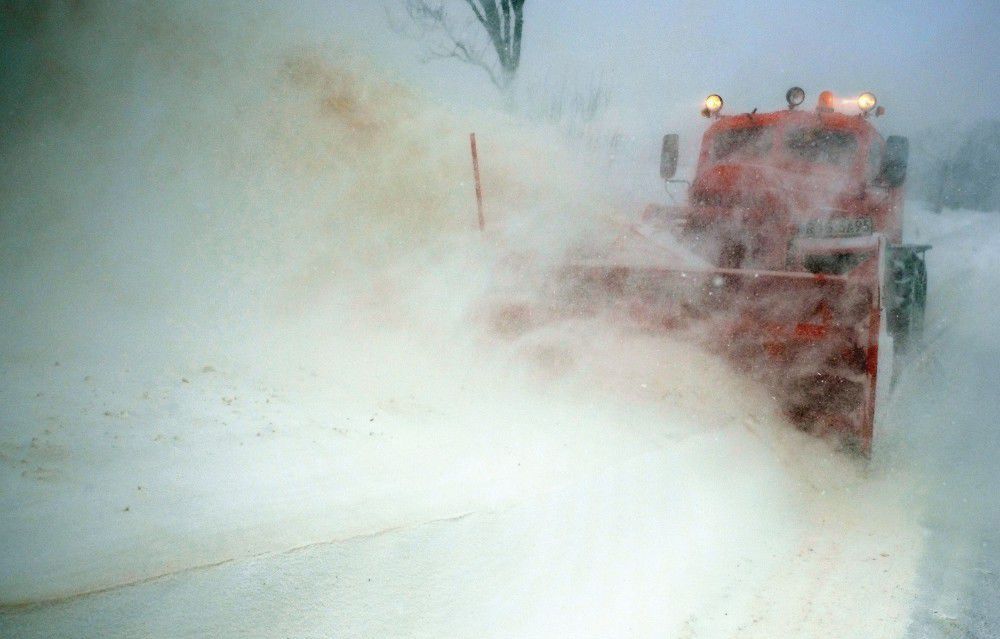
[659, 88, 927, 350]
[694, 109, 902, 240]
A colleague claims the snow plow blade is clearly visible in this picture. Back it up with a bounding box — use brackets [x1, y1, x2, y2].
[499, 237, 890, 455]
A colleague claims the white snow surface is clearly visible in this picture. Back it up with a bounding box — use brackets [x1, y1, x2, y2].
[0, 322, 927, 638]
[1, 3, 996, 637]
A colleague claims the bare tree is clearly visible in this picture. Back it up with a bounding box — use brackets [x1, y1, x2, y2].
[396, 0, 526, 90]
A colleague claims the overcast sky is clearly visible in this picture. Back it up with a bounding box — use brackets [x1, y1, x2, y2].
[320, 0, 997, 140]
[525, 0, 998, 132]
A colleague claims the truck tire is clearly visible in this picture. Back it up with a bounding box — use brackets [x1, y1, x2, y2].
[889, 252, 926, 353]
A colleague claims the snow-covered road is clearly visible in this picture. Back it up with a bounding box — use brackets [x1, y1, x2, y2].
[0, 352, 924, 638]
[896, 210, 1000, 638]
[6, 211, 989, 638]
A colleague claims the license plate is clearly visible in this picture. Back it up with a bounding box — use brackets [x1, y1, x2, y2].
[800, 216, 873, 238]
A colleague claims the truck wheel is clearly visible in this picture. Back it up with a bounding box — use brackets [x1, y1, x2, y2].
[911, 256, 927, 336]
[889, 254, 926, 353]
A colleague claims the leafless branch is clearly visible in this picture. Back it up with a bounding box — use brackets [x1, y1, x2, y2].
[393, 0, 526, 90]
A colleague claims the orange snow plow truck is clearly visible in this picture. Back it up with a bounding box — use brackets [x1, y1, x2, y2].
[506, 88, 929, 455]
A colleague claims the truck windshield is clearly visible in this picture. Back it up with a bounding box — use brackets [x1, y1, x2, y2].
[784, 128, 858, 167]
[712, 126, 772, 162]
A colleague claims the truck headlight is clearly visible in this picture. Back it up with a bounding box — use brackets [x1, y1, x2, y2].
[786, 87, 805, 109]
[857, 92, 877, 113]
[704, 94, 723, 114]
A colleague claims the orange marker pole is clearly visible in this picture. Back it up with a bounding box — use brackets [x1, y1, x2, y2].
[470, 132, 485, 232]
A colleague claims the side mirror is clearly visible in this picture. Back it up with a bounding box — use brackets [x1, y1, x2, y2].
[660, 133, 679, 180]
[879, 135, 909, 187]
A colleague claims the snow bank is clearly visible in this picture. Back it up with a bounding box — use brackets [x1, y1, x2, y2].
[1, 2, 926, 637]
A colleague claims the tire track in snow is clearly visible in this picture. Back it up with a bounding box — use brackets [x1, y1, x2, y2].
[0, 510, 476, 614]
